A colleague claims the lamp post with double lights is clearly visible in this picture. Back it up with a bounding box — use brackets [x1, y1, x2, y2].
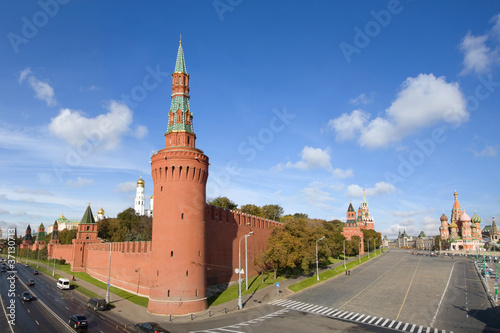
[316, 236, 325, 281]
[373, 238, 376, 256]
[105, 241, 112, 304]
[238, 231, 253, 310]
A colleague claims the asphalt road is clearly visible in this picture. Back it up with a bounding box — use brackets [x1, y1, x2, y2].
[0, 262, 127, 333]
[171, 251, 500, 333]
[288, 251, 500, 332]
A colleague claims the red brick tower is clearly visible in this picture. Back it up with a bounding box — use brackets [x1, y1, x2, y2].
[342, 202, 364, 254]
[72, 203, 100, 272]
[148, 40, 209, 315]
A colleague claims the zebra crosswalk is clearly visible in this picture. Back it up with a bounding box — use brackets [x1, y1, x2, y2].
[189, 308, 290, 332]
[270, 299, 453, 333]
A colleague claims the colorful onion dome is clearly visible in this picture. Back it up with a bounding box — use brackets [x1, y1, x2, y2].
[471, 210, 481, 224]
[459, 212, 471, 222]
[440, 213, 448, 221]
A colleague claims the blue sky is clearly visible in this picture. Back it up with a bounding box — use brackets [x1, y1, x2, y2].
[1, 1, 499, 239]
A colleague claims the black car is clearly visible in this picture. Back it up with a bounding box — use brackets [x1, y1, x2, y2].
[134, 322, 169, 333]
[28, 279, 35, 286]
[68, 315, 88, 329]
[33, 270, 39, 275]
[86, 297, 107, 311]
[21, 291, 32, 301]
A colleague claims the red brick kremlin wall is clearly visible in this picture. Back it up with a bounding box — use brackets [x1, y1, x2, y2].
[47, 207, 279, 298]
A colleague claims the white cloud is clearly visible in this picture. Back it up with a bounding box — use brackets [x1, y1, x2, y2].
[277, 146, 353, 178]
[301, 182, 336, 209]
[66, 177, 94, 187]
[459, 32, 493, 75]
[346, 181, 396, 198]
[349, 93, 374, 106]
[18, 67, 57, 106]
[492, 13, 500, 40]
[329, 109, 369, 141]
[48, 100, 135, 151]
[472, 145, 497, 157]
[330, 74, 468, 149]
[115, 181, 136, 192]
[133, 125, 148, 139]
[391, 209, 430, 217]
[14, 188, 53, 196]
[421, 215, 439, 236]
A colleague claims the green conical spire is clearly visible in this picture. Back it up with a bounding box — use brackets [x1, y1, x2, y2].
[174, 39, 187, 73]
[80, 203, 96, 224]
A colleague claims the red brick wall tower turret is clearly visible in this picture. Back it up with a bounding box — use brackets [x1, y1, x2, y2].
[148, 40, 209, 315]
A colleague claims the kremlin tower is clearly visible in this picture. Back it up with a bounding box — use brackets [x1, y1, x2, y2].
[148, 40, 210, 315]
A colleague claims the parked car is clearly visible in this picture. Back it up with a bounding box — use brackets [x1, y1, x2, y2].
[28, 279, 35, 286]
[21, 291, 32, 301]
[134, 322, 169, 333]
[86, 297, 107, 311]
[68, 315, 88, 329]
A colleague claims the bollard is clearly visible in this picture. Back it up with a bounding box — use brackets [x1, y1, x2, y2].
[209, 311, 212, 317]
[225, 307, 228, 313]
[191, 314, 194, 320]
[169, 314, 172, 321]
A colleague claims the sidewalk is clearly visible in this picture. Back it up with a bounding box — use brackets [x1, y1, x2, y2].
[19, 252, 383, 331]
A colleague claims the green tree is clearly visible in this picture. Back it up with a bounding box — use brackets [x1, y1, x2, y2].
[208, 196, 238, 210]
[59, 228, 77, 244]
[261, 204, 284, 221]
[240, 204, 262, 217]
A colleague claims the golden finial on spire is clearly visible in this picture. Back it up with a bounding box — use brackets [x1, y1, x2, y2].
[180, 34, 182, 44]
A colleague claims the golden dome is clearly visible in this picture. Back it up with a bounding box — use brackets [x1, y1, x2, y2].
[98, 206, 105, 215]
[137, 175, 145, 187]
[60, 214, 65, 219]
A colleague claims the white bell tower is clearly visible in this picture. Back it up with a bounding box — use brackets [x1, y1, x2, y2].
[134, 175, 145, 216]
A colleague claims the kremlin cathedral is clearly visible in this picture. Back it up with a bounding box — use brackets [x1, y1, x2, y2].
[439, 191, 483, 250]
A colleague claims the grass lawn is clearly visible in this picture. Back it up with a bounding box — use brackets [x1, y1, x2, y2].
[208, 272, 286, 306]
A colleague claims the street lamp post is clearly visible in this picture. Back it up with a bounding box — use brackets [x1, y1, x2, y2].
[316, 236, 325, 281]
[359, 239, 361, 263]
[245, 234, 249, 291]
[105, 241, 112, 304]
[343, 239, 346, 270]
[36, 244, 40, 269]
[373, 239, 376, 256]
[238, 231, 254, 310]
[368, 238, 372, 258]
[52, 243, 57, 277]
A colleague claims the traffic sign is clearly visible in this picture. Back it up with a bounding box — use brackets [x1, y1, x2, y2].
[276, 282, 280, 287]
[496, 279, 498, 282]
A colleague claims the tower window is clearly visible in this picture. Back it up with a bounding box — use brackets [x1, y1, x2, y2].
[168, 290, 170, 297]
[196, 289, 198, 296]
[181, 213, 184, 219]
[186, 270, 189, 277]
[87, 226, 90, 231]
[170, 251, 173, 257]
